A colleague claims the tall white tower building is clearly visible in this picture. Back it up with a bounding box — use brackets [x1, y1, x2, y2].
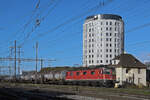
[83, 14, 124, 67]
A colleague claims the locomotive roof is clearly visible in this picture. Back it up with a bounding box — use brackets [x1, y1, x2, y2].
[67, 65, 113, 71]
[39, 65, 114, 73]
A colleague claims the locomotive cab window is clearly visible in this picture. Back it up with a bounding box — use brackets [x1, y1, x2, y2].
[99, 70, 102, 74]
[76, 72, 80, 76]
[91, 71, 95, 75]
[70, 72, 73, 76]
[104, 71, 110, 74]
[83, 71, 87, 75]
[112, 69, 116, 75]
[66, 72, 69, 76]
[103, 69, 110, 74]
[112, 70, 115, 75]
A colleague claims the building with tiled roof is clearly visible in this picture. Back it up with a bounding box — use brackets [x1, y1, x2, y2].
[111, 53, 146, 86]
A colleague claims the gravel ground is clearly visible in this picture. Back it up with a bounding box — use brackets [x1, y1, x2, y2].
[0, 87, 75, 100]
[0, 83, 149, 100]
[59, 95, 104, 100]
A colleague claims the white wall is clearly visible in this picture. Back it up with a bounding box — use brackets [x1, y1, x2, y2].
[116, 67, 146, 86]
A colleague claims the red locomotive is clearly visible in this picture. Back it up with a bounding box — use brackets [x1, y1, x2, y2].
[65, 66, 116, 87]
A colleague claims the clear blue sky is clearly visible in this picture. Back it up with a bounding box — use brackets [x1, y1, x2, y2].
[0, 0, 150, 71]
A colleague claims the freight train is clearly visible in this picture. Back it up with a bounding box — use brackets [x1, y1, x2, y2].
[21, 65, 116, 87]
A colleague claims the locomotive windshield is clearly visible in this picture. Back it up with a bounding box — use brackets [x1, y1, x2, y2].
[112, 69, 116, 75]
[91, 71, 95, 75]
[103, 69, 110, 74]
[70, 72, 73, 76]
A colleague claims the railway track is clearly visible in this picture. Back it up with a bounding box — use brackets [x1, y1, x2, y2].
[0, 86, 75, 100]
[0, 83, 150, 100]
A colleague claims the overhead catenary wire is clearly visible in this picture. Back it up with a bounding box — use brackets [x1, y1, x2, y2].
[40, 0, 62, 22]
[19, 0, 61, 47]
[124, 0, 150, 23]
[29, 0, 115, 65]
[127, 40, 150, 46]
[124, 0, 150, 17]
[25, 0, 60, 39]
[126, 40, 150, 52]
[39, 0, 141, 47]
[31, 0, 114, 41]
[126, 22, 150, 33]
[17, 0, 114, 49]
[48, 30, 82, 48]
[41, 0, 110, 41]
[48, 0, 150, 65]
[45, 0, 94, 41]
[0, 0, 99, 56]
[0, 0, 41, 52]
[19, 0, 41, 35]
[12, 0, 41, 40]
[0, 0, 45, 61]
[47, 17, 83, 44]
[1, 0, 150, 67]
[10, 0, 150, 49]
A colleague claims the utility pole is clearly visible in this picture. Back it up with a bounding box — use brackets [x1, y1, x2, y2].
[0, 63, 1, 76]
[40, 59, 43, 83]
[14, 40, 17, 80]
[9, 47, 13, 76]
[18, 46, 21, 75]
[35, 42, 38, 84]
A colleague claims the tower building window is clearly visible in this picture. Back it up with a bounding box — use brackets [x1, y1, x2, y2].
[100, 60, 103, 63]
[106, 54, 108, 58]
[110, 27, 112, 31]
[92, 60, 94, 63]
[106, 49, 108, 52]
[106, 38, 108, 41]
[92, 55, 94, 58]
[106, 33, 108, 36]
[97, 54, 99, 57]
[92, 28, 94, 31]
[89, 28, 91, 32]
[89, 50, 91, 53]
[110, 55, 112, 58]
[89, 60, 91, 64]
[97, 60, 99, 63]
[106, 43, 108, 47]
[110, 44, 112, 47]
[110, 22, 112, 25]
[106, 60, 108, 63]
[110, 49, 112, 52]
[106, 27, 108, 30]
[106, 22, 108, 25]
[89, 34, 91, 37]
